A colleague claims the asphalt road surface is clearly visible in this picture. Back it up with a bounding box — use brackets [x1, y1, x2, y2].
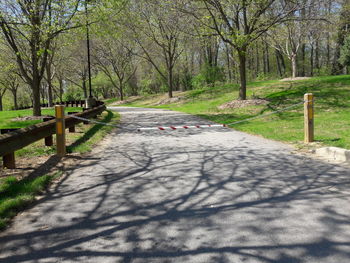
[1, 106, 350, 263]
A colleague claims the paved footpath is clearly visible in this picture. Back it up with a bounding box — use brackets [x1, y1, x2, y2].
[1, 107, 350, 263]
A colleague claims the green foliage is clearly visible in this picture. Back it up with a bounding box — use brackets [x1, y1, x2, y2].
[340, 35, 350, 66]
[139, 77, 164, 95]
[191, 73, 206, 89]
[192, 63, 225, 89]
[255, 72, 276, 81]
[0, 173, 59, 230]
[180, 71, 194, 91]
[63, 86, 84, 101]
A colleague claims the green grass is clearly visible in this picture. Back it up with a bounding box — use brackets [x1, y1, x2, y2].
[13, 110, 120, 157]
[124, 75, 350, 149]
[0, 110, 120, 230]
[66, 110, 119, 153]
[0, 107, 120, 157]
[0, 172, 61, 230]
[0, 107, 82, 129]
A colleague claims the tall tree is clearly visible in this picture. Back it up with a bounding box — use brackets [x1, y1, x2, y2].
[332, 0, 350, 75]
[0, 44, 21, 109]
[94, 37, 137, 101]
[0, 0, 81, 116]
[268, 20, 306, 78]
[126, 0, 187, 98]
[0, 84, 6, 111]
[190, 0, 300, 99]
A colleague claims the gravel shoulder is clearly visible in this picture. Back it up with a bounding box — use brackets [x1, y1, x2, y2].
[0, 106, 349, 263]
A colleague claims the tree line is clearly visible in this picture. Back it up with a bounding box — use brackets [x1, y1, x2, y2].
[0, 0, 349, 116]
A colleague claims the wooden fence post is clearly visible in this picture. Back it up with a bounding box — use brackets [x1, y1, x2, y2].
[82, 108, 89, 124]
[304, 93, 314, 143]
[68, 112, 78, 133]
[43, 117, 54, 146]
[55, 105, 66, 157]
[1, 129, 17, 169]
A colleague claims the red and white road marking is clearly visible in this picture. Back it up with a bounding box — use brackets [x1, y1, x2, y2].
[138, 124, 227, 131]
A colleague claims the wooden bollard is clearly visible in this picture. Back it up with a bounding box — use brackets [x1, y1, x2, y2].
[1, 129, 17, 169]
[68, 112, 78, 133]
[55, 105, 66, 157]
[43, 117, 55, 146]
[304, 93, 314, 143]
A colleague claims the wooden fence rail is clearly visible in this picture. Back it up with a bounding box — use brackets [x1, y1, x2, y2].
[15, 100, 93, 110]
[0, 104, 106, 168]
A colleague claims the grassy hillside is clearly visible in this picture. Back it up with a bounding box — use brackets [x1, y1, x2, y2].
[123, 75, 350, 149]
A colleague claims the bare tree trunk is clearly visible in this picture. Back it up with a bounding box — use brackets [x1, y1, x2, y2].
[190, 52, 195, 75]
[326, 1, 331, 68]
[263, 45, 267, 74]
[326, 36, 330, 67]
[301, 44, 306, 77]
[119, 79, 124, 101]
[256, 42, 260, 77]
[13, 92, 18, 110]
[265, 42, 270, 74]
[82, 76, 88, 98]
[31, 12, 43, 116]
[300, 2, 306, 77]
[32, 76, 41, 116]
[226, 44, 233, 81]
[0, 95, 3, 111]
[168, 67, 173, 98]
[40, 84, 46, 104]
[291, 54, 297, 78]
[248, 48, 254, 78]
[279, 51, 286, 75]
[46, 64, 53, 107]
[315, 40, 320, 70]
[48, 85, 53, 107]
[59, 79, 64, 103]
[238, 48, 247, 100]
[276, 50, 283, 78]
[310, 44, 314, 76]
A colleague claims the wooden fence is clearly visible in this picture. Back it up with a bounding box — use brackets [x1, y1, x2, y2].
[0, 103, 106, 168]
[15, 100, 90, 110]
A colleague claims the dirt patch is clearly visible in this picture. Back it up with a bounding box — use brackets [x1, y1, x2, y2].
[280, 77, 311, 82]
[12, 115, 54, 122]
[0, 152, 87, 181]
[154, 97, 183, 105]
[218, 99, 269, 110]
[0, 132, 113, 180]
[111, 96, 141, 106]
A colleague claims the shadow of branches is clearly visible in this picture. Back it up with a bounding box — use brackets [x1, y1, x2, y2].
[0, 107, 349, 263]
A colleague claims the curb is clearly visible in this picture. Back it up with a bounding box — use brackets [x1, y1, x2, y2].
[315, 147, 350, 163]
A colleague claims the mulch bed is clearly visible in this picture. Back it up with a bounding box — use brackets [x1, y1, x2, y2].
[218, 99, 269, 110]
[280, 77, 311, 82]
